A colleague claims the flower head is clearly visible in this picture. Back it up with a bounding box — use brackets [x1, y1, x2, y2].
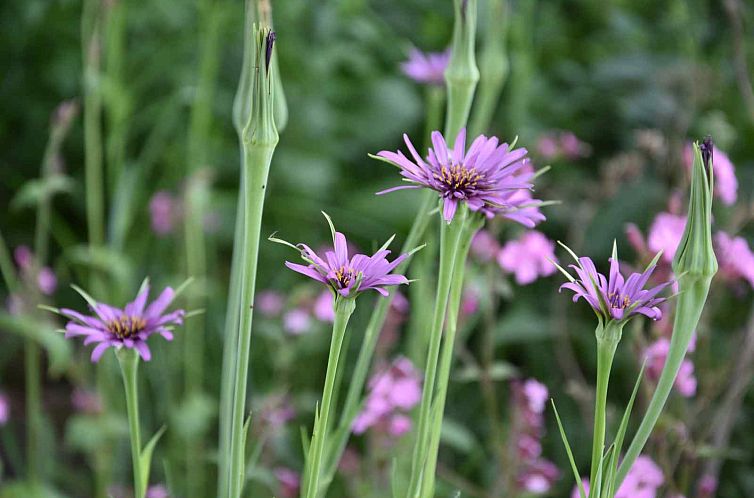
[59, 282, 185, 362]
[497, 231, 557, 285]
[375, 129, 541, 224]
[556, 244, 671, 323]
[277, 213, 412, 298]
[400, 48, 450, 85]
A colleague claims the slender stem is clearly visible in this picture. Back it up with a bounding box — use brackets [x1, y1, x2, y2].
[420, 217, 480, 498]
[24, 342, 41, 485]
[118, 349, 144, 498]
[407, 206, 467, 498]
[304, 297, 356, 498]
[589, 325, 620, 488]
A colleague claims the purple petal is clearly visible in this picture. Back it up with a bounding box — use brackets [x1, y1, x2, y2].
[90, 342, 112, 363]
[144, 287, 175, 321]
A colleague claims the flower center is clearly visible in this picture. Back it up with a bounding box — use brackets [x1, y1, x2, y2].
[334, 266, 357, 288]
[607, 292, 631, 310]
[107, 316, 147, 339]
[434, 164, 482, 196]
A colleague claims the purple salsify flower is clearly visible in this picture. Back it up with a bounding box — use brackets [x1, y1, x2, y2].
[256, 290, 285, 317]
[645, 338, 697, 397]
[149, 191, 179, 236]
[0, 391, 9, 425]
[279, 214, 411, 298]
[400, 48, 450, 85]
[60, 283, 185, 362]
[497, 231, 557, 285]
[313, 291, 335, 322]
[283, 308, 311, 335]
[274, 467, 301, 498]
[714, 231, 754, 289]
[375, 129, 541, 224]
[572, 455, 664, 498]
[556, 244, 672, 322]
[37, 267, 57, 295]
[647, 212, 686, 263]
[470, 230, 501, 262]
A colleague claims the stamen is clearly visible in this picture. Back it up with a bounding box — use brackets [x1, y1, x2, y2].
[107, 316, 147, 339]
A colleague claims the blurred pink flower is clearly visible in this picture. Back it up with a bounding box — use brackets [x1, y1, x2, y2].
[471, 230, 501, 262]
[625, 223, 648, 255]
[274, 467, 300, 498]
[149, 191, 178, 236]
[14, 245, 33, 270]
[522, 379, 549, 414]
[497, 231, 557, 285]
[645, 338, 696, 397]
[572, 455, 663, 498]
[37, 267, 57, 295]
[518, 459, 559, 494]
[461, 286, 480, 317]
[146, 485, 169, 498]
[0, 391, 9, 425]
[559, 132, 590, 159]
[283, 308, 311, 335]
[537, 131, 590, 160]
[400, 48, 450, 85]
[684, 142, 738, 206]
[647, 212, 686, 263]
[714, 231, 754, 289]
[313, 291, 335, 323]
[537, 135, 560, 159]
[258, 393, 296, 431]
[256, 290, 285, 317]
[697, 474, 717, 498]
[71, 388, 103, 415]
[352, 356, 421, 437]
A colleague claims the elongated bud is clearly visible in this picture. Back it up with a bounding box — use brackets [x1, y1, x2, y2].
[444, 0, 480, 137]
[672, 139, 718, 277]
[242, 24, 279, 147]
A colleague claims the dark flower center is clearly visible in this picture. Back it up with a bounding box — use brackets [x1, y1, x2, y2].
[107, 316, 147, 339]
[334, 266, 357, 288]
[607, 292, 631, 310]
[435, 164, 482, 196]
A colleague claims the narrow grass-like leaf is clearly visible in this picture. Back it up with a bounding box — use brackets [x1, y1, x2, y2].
[139, 425, 167, 492]
[551, 400, 587, 498]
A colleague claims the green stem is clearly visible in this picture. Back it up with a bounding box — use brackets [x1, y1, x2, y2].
[419, 217, 481, 498]
[117, 349, 144, 498]
[303, 297, 356, 498]
[615, 275, 711, 487]
[24, 342, 41, 485]
[407, 206, 467, 498]
[589, 323, 621, 489]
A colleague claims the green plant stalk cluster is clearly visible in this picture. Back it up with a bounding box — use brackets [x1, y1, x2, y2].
[301, 297, 357, 498]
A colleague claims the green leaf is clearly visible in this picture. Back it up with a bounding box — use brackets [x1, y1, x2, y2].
[0, 312, 72, 375]
[10, 175, 75, 211]
[551, 400, 587, 498]
[453, 361, 517, 382]
[139, 426, 167, 492]
[608, 362, 645, 496]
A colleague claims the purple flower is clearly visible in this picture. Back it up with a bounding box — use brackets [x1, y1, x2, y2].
[274, 467, 300, 498]
[714, 231, 754, 289]
[497, 231, 557, 285]
[572, 455, 664, 498]
[536, 131, 590, 160]
[149, 191, 179, 236]
[470, 230, 501, 262]
[647, 212, 686, 263]
[14, 245, 32, 270]
[37, 267, 57, 295]
[256, 290, 285, 317]
[400, 48, 450, 85]
[557, 246, 671, 322]
[146, 485, 170, 498]
[697, 474, 717, 498]
[0, 391, 9, 425]
[281, 214, 410, 298]
[645, 338, 697, 397]
[313, 291, 335, 322]
[518, 459, 559, 494]
[375, 129, 540, 224]
[60, 283, 185, 362]
[352, 357, 421, 437]
[283, 308, 311, 335]
[684, 142, 737, 206]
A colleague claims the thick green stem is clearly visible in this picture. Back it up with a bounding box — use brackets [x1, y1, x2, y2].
[589, 322, 622, 488]
[419, 217, 480, 498]
[117, 349, 144, 498]
[303, 297, 356, 498]
[444, 0, 480, 138]
[407, 206, 467, 498]
[616, 276, 711, 486]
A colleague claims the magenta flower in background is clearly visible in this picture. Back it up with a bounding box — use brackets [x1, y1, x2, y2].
[283, 308, 311, 335]
[557, 247, 671, 322]
[684, 142, 737, 206]
[645, 338, 697, 397]
[149, 191, 179, 236]
[274, 467, 300, 498]
[697, 474, 717, 498]
[352, 356, 422, 437]
[714, 231, 754, 289]
[400, 48, 450, 85]
[518, 460, 560, 494]
[71, 388, 103, 415]
[60, 283, 185, 362]
[536, 131, 590, 160]
[572, 455, 664, 498]
[145, 485, 170, 498]
[497, 231, 557, 285]
[14, 245, 32, 270]
[460, 286, 480, 317]
[0, 391, 9, 425]
[470, 230, 501, 262]
[647, 212, 686, 263]
[376, 129, 538, 223]
[13, 245, 57, 295]
[37, 267, 57, 295]
[314, 291, 335, 322]
[256, 290, 285, 317]
[281, 215, 410, 298]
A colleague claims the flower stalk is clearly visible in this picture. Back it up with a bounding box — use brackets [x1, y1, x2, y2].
[117, 348, 145, 498]
[302, 297, 356, 498]
[220, 24, 279, 498]
[444, 0, 480, 138]
[616, 139, 717, 487]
